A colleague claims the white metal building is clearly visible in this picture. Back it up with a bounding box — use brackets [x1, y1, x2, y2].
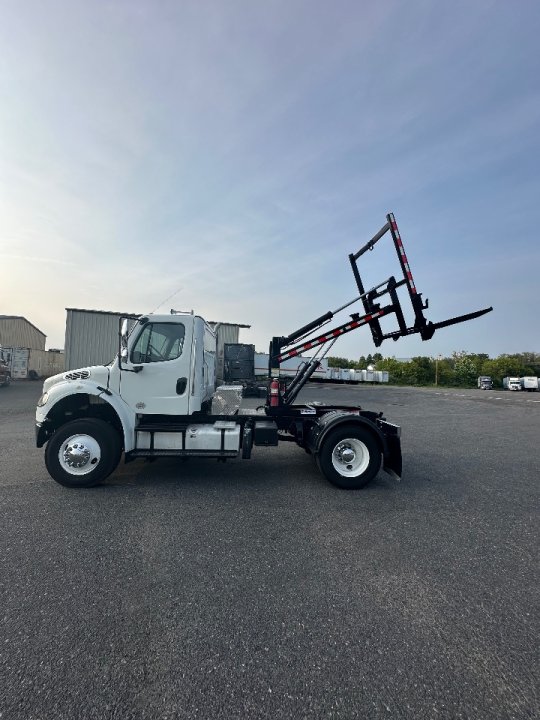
[0, 315, 64, 378]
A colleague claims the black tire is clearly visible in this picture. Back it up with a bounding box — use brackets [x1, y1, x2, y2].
[1, 375, 11, 388]
[317, 424, 381, 490]
[45, 418, 121, 488]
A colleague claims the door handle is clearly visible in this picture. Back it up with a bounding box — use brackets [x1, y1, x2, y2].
[176, 377, 187, 395]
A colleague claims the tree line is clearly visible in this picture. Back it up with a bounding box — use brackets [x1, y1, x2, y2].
[327, 352, 540, 388]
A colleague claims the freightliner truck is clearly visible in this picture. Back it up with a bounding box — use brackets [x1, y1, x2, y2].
[35, 214, 492, 490]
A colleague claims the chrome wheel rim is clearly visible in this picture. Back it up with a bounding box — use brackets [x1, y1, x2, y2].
[59, 434, 101, 475]
[331, 437, 370, 477]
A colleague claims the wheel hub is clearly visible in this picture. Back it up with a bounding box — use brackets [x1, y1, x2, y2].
[337, 445, 356, 465]
[58, 433, 102, 476]
[63, 442, 91, 468]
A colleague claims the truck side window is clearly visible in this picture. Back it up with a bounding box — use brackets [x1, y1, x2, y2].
[130, 323, 185, 364]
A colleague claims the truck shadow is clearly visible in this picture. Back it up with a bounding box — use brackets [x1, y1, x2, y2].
[102, 449, 415, 498]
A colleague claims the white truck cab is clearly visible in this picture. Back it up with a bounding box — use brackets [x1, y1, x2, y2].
[36, 313, 219, 475]
[113, 313, 216, 415]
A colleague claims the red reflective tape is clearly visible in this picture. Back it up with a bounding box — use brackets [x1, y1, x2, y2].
[303, 342, 313, 351]
[289, 349, 298, 357]
[407, 272, 417, 292]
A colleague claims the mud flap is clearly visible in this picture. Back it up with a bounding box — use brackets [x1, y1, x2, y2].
[377, 419, 402, 481]
[383, 434, 402, 480]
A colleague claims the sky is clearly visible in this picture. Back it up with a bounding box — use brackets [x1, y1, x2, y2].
[1, 0, 539, 360]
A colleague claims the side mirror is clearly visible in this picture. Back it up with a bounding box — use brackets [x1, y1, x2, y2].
[118, 318, 143, 373]
[119, 318, 130, 370]
[121, 319, 129, 343]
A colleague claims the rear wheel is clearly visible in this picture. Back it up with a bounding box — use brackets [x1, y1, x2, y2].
[45, 419, 121, 488]
[1, 374, 10, 387]
[317, 424, 381, 490]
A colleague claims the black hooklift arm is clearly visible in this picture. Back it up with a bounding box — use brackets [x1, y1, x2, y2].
[268, 212, 493, 405]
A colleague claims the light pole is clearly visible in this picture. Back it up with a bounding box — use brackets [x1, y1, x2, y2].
[435, 354, 442, 386]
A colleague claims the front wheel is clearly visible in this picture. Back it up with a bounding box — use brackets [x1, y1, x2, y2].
[45, 419, 121, 488]
[317, 425, 381, 490]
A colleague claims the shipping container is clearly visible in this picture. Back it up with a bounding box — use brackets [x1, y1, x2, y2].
[5, 347, 30, 379]
[212, 324, 241, 383]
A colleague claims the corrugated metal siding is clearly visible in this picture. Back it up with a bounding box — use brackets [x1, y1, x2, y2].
[65, 310, 138, 370]
[29, 350, 65, 378]
[0, 317, 46, 350]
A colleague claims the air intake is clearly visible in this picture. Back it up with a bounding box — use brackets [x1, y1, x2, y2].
[64, 370, 90, 381]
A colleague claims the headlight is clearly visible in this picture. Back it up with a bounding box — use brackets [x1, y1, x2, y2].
[37, 392, 49, 407]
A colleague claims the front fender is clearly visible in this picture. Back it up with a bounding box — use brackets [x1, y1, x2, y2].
[36, 381, 136, 452]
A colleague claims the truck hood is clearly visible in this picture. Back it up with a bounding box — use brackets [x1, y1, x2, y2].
[43, 365, 110, 392]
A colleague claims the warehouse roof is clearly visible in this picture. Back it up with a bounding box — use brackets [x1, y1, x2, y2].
[65, 308, 250, 328]
[65, 308, 141, 317]
[208, 321, 251, 328]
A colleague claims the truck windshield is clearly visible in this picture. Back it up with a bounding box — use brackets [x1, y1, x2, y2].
[131, 322, 186, 364]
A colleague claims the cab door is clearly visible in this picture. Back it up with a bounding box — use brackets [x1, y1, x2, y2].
[119, 320, 192, 415]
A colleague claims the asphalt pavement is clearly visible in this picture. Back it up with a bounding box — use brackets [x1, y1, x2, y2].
[1, 380, 538, 719]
